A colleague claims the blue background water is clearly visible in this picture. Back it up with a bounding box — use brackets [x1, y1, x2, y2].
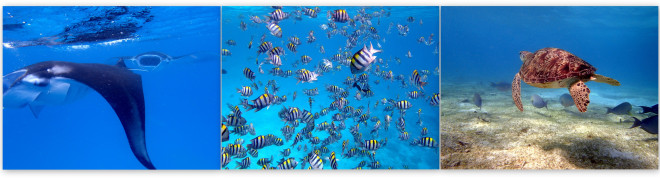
[222, 6, 439, 169]
[3, 6, 221, 169]
[442, 6, 658, 107]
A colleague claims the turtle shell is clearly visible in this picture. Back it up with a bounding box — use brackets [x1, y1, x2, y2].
[519, 48, 596, 86]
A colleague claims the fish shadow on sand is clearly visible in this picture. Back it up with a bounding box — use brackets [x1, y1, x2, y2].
[531, 110, 553, 118]
[469, 111, 497, 123]
[562, 108, 599, 119]
[541, 136, 654, 169]
[642, 137, 659, 142]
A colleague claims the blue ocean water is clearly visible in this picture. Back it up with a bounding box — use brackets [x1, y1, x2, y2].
[222, 6, 439, 169]
[442, 6, 658, 107]
[3, 6, 221, 169]
[440, 7, 658, 169]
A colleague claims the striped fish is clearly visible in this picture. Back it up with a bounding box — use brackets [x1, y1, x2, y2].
[363, 90, 374, 97]
[281, 148, 291, 156]
[283, 70, 293, 77]
[243, 67, 255, 81]
[369, 161, 381, 169]
[350, 43, 381, 74]
[329, 151, 338, 169]
[285, 107, 302, 121]
[267, 55, 282, 67]
[410, 70, 429, 90]
[242, 91, 276, 112]
[310, 136, 321, 144]
[357, 161, 367, 168]
[257, 156, 273, 166]
[231, 124, 253, 135]
[266, 21, 282, 38]
[237, 86, 253, 97]
[291, 133, 303, 146]
[362, 139, 380, 151]
[316, 121, 330, 131]
[300, 110, 315, 123]
[221, 49, 231, 56]
[397, 117, 406, 132]
[222, 114, 246, 127]
[416, 137, 438, 148]
[221, 124, 229, 142]
[250, 15, 262, 24]
[301, 55, 312, 64]
[421, 127, 428, 136]
[307, 152, 324, 169]
[407, 16, 415, 23]
[338, 91, 349, 98]
[399, 131, 409, 140]
[226, 144, 246, 156]
[303, 7, 318, 18]
[408, 90, 421, 99]
[281, 125, 295, 135]
[262, 165, 274, 170]
[221, 152, 231, 167]
[332, 53, 343, 61]
[318, 63, 332, 73]
[329, 9, 350, 23]
[235, 150, 248, 159]
[393, 100, 412, 110]
[272, 137, 284, 146]
[269, 9, 288, 22]
[357, 73, 369, 82]
[257, 42, 273, 55]
[369, 27, 377, 33]
[358, 114, 369, 123]
[247, 135, 269, 150]
[228, 104, 242, 116]
[345, 148, 358, 158]
[342, 140, 349, 152]
[237, 157, 251, 169]
[286, 42, 297, 53]
[320, 147, 329, 154]
[428, 92, 440, 106]
[276, 158, 298, 169]
[331, 113, 344, 122]
[249, 149, 259, 158]
[268, 47, 285, 57]
[296, 69, 319, 84]
[269, 67, 284, 76]
[326, 85, 342, 93]
[371, 120, 381, 134]
[289, 36, 301, 45]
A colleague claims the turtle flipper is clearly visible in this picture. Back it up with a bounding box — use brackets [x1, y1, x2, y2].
[569, 80, 590, 112]
[512, 73, 523, 112]
[592, 74, 620, 86]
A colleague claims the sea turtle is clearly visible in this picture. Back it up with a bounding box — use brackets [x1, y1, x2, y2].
[512, 48, 620, 112]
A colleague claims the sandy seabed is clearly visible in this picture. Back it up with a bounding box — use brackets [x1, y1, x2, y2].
[440, 81, 658, 169]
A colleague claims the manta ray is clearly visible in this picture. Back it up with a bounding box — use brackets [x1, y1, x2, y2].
[3, 60, 156, 169]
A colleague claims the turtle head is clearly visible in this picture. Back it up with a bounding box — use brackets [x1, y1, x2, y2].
[519, 51, 532, 62]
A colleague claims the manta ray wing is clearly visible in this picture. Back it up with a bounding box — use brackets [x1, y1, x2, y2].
[11, 61, 156, 169]
[69, 62, 155, 169]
